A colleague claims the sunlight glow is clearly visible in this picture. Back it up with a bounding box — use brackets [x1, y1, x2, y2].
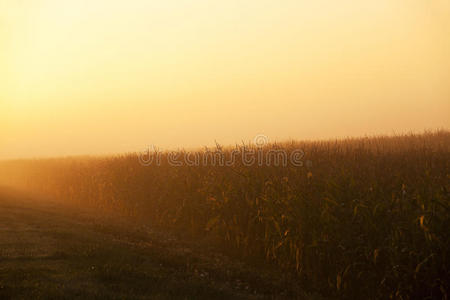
[1, 0, 449, 159]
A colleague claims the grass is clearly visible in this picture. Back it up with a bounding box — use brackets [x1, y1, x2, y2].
[1, 130, 449, 299]
[0, 190, 305, 299]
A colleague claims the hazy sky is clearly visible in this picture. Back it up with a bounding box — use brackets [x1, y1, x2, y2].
[1, 0, 449, 159]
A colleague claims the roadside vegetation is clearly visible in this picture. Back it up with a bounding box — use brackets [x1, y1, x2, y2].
[1, 130, 448, 299]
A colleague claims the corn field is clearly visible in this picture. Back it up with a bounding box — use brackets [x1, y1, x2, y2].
[1, 131, 449, 299]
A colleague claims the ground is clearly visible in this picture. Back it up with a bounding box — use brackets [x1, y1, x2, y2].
[0, 187, 316, 300]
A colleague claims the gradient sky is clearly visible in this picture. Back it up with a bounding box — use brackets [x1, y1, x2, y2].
[1, 0, 449, 159]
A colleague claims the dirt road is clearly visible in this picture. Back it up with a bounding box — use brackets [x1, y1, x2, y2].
[0, 187, 310, 299]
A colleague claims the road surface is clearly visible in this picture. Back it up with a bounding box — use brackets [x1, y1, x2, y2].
[0, 187, 310, 299]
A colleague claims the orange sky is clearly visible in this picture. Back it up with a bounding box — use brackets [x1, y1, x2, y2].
[1, 0, 449, 159]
